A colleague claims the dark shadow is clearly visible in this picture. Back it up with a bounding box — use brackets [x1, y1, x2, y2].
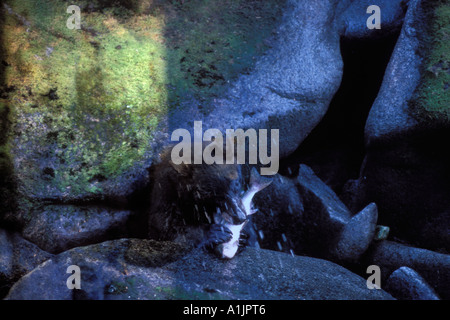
[0, 3, 20, 299]
[279, 32, 401, 196]
[0, 4, 18, 231]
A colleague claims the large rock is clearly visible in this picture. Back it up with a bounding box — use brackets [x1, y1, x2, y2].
[21, 205, 133, 253]
[338, 0, 407, 39]
[251, 173, 305, 254]
[295, 164, 351, 257]
[0, 0, 170, 251]
[0, 229, 52, 297]
[251, 165, 378, 263]
[385, 266, 440, 300]
[1, 0, 345, 255]
[364, 240, 450, 300]
[353, 0, 450, 251]
[5, 239, 393, 300]
[331, 202, 378, 263]
[364, 0, 422, 141]
[2, 1, 162, 208]
[169, 0, 345, 159]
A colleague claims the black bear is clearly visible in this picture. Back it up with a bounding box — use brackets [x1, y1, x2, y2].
[147, 144, 271, 259]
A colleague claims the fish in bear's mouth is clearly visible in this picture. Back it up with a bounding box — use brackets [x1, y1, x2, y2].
[212, 168, 272, 259]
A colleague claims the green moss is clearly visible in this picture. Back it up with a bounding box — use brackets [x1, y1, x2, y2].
[2, 0, 285, 196]
[3, 0, 168, 195]
[409, 0, 450, 124]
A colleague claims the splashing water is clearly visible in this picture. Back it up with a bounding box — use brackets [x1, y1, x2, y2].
[258, 230, 264, 240]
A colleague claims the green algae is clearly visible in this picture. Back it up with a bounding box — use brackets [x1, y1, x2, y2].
[2, 0, 167, 196]
[409, 0, 450, 124]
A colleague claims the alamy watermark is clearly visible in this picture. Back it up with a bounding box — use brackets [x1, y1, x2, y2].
[66, 5, 81, 30]
[366, 265, 381, 289]
[66, 265, 81, 289]
[366, 5, 381, 30]
[170, 121, 279, 175]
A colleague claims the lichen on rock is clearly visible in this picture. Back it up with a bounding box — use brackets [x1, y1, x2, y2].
[1, 0, 285, 203]
[408, 0, 450, 124]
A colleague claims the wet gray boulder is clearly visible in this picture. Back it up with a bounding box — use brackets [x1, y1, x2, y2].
[364, 0, 422, 142]
[170, 0, 344, 159]
[251, 173, 305, 255]
[5, 239, 393, 300]
[385, 266, 440, 300]
[21, 205, 133, 253]
[352, 0, 450, 251]
[0, 229, 52, 297]
[338, 0, 408, 39]
[252, 165, 379, 264]
[365, 240, 450, 299]
[331, 202, 378, 263]
[295, 164, 352, 257]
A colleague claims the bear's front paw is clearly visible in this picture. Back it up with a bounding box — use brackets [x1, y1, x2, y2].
[202, 224, 233, 252]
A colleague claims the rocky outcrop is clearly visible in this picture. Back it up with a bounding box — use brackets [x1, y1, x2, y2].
[1, 0, 346, 256]
[251, 164, 379, 265]
[5, 239, 393, 300]
[353, 0, 450, 251]
[170, 0, 345, 159]
[385, 266, 440, 300]
[251, 173, 305, 254]
[364, 0, 422, 141]
[338, 0, 407, 39]
[0, 229, 53, 297]
[1, 0, 448, 301]
[295, 164, 352, 257]
[364, 240, 450, 299]
[331, 202, 378, 263]
[21, 205, 133, 253]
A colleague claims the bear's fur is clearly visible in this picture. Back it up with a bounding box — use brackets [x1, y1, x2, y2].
[147, 145, 248, 248]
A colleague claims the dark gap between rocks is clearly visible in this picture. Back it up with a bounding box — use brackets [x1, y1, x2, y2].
[279, 32, 401, 199]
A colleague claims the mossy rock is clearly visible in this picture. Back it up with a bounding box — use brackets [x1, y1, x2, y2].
[0, 0, 285, 208]
[408, 0, 450, 124]
[5, 239, 394, 300]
